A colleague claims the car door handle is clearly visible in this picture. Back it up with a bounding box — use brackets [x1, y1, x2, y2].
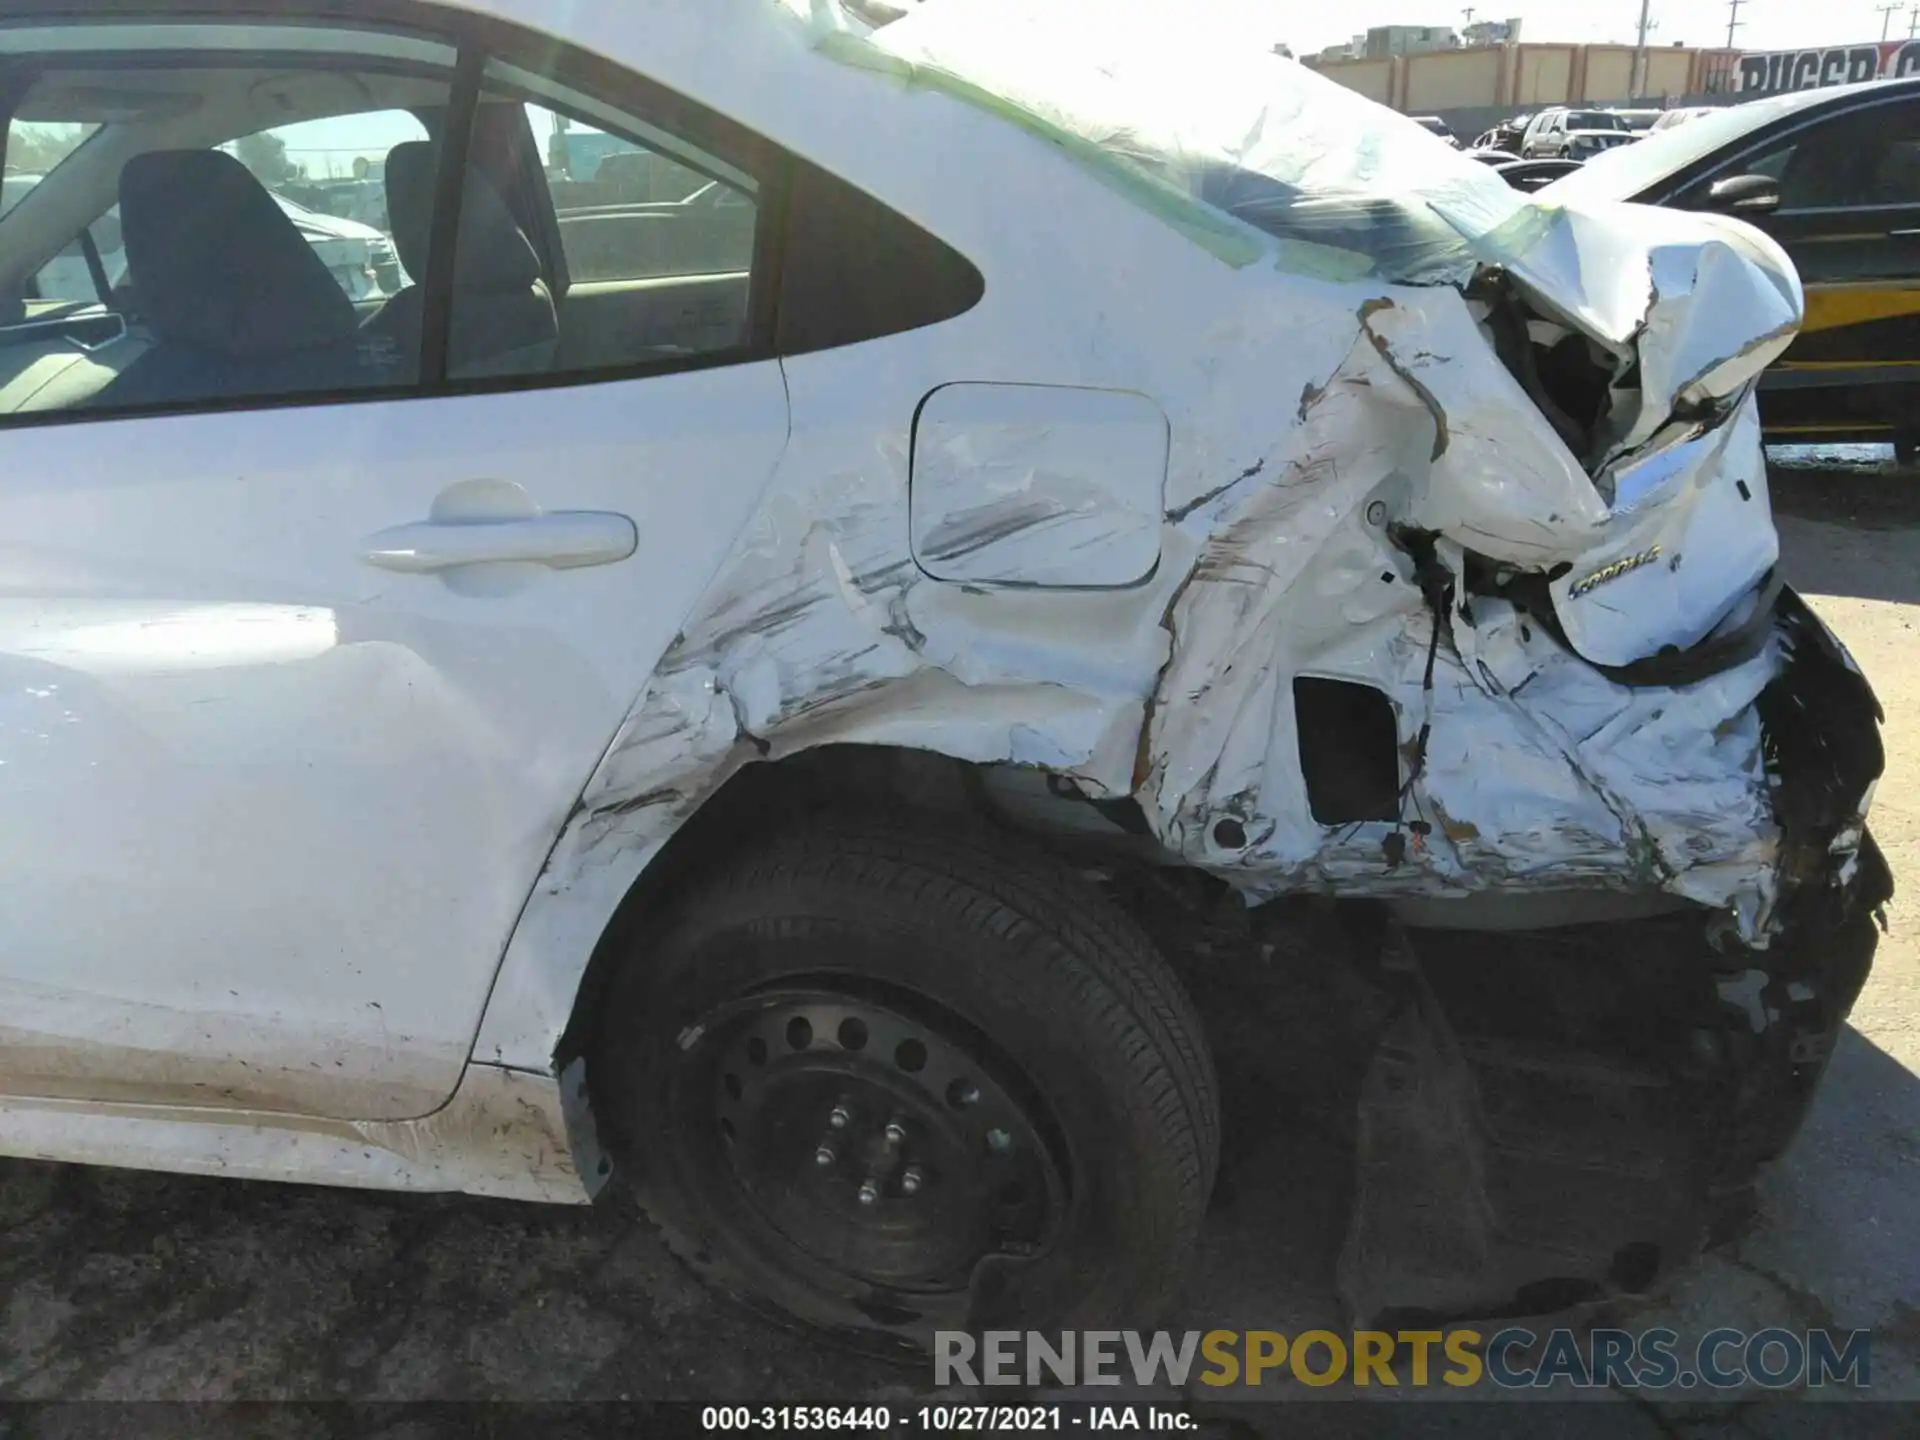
[361, 512, 638, 573]
[1889, 228, 1920, 237]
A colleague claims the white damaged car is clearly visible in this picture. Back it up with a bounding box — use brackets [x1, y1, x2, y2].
[0, 0, 1889, 1342]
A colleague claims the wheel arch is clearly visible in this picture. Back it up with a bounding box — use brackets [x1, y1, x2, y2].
[468, 741, 1168, 1081]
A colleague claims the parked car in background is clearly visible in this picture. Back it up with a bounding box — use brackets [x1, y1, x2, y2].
[272, 191, 407, 300]
[1612, 108, 1664, 134]
[1548, 75, 1920, 455]
[1521, 107, 1637, 161]
[1410, 114, 1461, 147]
[1472, 115, 1531, 154]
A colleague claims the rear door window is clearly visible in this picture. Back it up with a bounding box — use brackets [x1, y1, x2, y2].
[0, 21, 459, 416]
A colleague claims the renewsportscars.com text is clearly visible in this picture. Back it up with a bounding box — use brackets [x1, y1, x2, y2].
[935, 1327, 1872, 1391]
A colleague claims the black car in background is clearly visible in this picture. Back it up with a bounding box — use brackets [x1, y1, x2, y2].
[1548, 77, 1920, 456]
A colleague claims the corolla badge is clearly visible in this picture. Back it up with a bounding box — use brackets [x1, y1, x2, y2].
[1569, 545, 1663, 598]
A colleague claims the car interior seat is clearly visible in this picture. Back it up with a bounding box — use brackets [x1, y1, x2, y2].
[97, 149, 402, 409]
[369, 140, 558, 379]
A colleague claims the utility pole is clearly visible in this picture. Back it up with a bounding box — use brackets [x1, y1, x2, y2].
[1910, 5, 1918, 40]
[1879, 2, 1902, 41]
[1725, 0, 1746, 51]
[1632, 0, 1653, 98]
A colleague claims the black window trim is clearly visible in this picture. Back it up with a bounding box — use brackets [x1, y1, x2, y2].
[417, 43, 483, 387]
[1656, 89, 1920, 211]
[0, 0, 801, 431]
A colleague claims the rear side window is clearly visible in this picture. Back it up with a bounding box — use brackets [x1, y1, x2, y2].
[448, 59, 768, 380]
[542, 119, 755, 285]
[776, 160, 983, 356]
[485, 61, 761, 288]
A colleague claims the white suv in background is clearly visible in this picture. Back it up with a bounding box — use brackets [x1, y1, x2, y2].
[1521, 107, 1638, 161]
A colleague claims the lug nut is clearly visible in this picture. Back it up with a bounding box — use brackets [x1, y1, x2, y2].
[814, 1144, 836, 1167]
[986, 1128, 1013, 1154]
[858, 1179, 881, 1206]
[884, 1120, 907, 1144]
[829, 1105, 851, 1130]
[901, 1165, 924, 1195]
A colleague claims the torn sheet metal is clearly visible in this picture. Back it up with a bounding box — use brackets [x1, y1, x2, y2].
[474, 0, 1867, 1074]
[1491, 201, 1805, 463]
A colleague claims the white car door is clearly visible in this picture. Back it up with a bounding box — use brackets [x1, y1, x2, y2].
[0, 15, 787, 1120]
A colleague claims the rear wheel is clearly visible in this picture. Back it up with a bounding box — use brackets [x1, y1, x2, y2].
[589, 815, 1219, 1350]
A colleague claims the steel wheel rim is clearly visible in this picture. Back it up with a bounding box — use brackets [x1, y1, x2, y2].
[676, 983, 1070, 1303]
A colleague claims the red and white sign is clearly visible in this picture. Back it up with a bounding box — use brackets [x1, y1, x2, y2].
[1739, 40, 1920, 93]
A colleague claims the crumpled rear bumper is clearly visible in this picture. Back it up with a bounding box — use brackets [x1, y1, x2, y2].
[1335, 589, 1891, 1326]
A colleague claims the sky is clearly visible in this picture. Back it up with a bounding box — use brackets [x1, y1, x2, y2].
[1279, 1, 1920, 55]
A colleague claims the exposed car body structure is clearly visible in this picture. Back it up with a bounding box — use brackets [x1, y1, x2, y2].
[0, 0, 1889, 1335]
[1550, 77, 1920, 452]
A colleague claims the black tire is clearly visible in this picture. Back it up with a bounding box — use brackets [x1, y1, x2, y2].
[589, 814, 1219, 1350]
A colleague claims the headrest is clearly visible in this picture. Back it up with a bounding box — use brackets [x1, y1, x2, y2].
[120, 149, 359, 355]
[384, 141, 543, 294]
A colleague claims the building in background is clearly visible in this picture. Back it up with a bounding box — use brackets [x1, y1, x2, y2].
[1463, 18, 1524, 47]
[1366, 25, 1459, 58]
[1307, 35, 1739, 116]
